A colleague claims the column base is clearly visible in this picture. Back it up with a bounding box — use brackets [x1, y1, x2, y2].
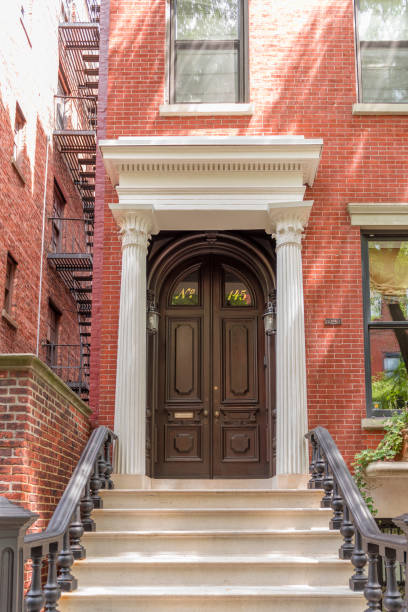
[271, 474, 310, 489]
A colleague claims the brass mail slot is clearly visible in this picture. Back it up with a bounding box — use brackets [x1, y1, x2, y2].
[174, 411, 194, 419]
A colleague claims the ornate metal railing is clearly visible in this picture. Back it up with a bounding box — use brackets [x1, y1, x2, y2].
[306, 426, 408, 611]
[0, 426, 116, 611]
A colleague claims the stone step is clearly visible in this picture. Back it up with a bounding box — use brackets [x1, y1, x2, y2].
[59, 585, 365, 612]
[111, 475, 309, 489]
[100, 488, 324, 509]
[73, 554, 353, 588]
[83, 528, 342, 556]
[93, 507, 331, 531]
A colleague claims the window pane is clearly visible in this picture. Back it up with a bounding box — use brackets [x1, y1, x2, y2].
[368, 240, 408, 321]
[171, 270, 200, 305]
[224, 271, 252, 307]
[361, 47, 408, 102]
[370, 328, 408, 410]
[175, 47, 238, 103]
[358, 0, 408, 41]
[176, 0, 239, 40]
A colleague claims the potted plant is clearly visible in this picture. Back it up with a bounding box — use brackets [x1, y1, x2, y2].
[353, 408, 408, 515]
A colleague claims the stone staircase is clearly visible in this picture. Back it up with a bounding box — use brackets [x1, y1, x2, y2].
[60, 477, 365, 611]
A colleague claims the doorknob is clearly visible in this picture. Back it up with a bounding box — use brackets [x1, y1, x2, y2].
[203, 409, 208, 417]
[214, 410, 220, 418]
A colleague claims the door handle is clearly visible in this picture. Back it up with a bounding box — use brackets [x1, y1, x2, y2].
[203, 409, 209, 417]
[214, 410, 220, 418]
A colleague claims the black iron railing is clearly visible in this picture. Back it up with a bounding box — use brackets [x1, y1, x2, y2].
[43, 343, 90, 397]
[48, 217, 93, 255]
[0, 426, 116, 612]
[306, 426, 408, 611]
[54, 95, 97, 132]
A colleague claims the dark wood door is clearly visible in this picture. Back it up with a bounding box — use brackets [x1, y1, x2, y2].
[155, 255, 269, 478]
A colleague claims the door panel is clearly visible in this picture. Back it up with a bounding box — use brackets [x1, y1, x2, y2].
[155, 255, 268, 478]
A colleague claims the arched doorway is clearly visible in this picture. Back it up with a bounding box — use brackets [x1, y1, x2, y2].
[147, 233, 276, 478]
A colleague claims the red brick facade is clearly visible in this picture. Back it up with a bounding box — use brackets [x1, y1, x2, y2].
[92, 0, 404, 465]
[0, 355, 91, 531]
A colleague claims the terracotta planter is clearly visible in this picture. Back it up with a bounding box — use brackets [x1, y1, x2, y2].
[394, 429, 408, 461]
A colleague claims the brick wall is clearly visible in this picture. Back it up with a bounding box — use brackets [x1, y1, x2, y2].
[92, 0, 403, 465]
[0, 1, 85, 378]
[0, 355, 91, 530]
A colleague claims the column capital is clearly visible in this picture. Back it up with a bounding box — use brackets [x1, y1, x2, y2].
[267, 202, 313, 248]
[109, 204, 158, 251]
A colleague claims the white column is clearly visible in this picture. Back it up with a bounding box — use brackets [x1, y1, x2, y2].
[113, 212, 153, 474]
[271, 209, 310, 476]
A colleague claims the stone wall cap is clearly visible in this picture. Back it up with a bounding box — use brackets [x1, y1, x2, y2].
[0, 354, 92, 419]
[366, 461, 408, 476]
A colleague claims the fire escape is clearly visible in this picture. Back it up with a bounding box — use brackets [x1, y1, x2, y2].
[47, 2, 99, 402]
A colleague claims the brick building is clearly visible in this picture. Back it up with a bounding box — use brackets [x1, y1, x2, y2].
[0, 0, 99, 514]
[93, 0, 408, 478]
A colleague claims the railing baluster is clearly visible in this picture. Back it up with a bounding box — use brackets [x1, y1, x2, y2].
[26, 546, 45, 612]
[363, 546, 382, 611]
[90, 456, 103, 508]
[349, 529, 368, 591]
[104, 435, 114, 490]
[57, 530, 78, 592]
[98, 450, 107, 490]
[339, 505, 355, 560]
[307, 433, 318, 489]
[314, 443, 325, 489]
[80, 479, 96, 532]
[70, 502, 86, 560]
[383, 549, 404, 612]
[321, 460, 333, 508]
[330, 480, 343, 530]
[44, 542, 61, 612]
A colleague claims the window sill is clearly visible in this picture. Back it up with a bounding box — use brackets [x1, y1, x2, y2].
[361, 417, 387, 431]
[353, 103, 408, 115]
[2, 309, 18, 330]
[11, 158, 26, 184]
[159, 103, 254, 117]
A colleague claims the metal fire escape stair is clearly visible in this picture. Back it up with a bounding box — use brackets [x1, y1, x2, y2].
[48, 4, 100, 402]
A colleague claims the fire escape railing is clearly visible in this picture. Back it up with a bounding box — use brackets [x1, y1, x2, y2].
[0, 427, 116, 612]
[47, 217, 93, 401]
[306, 426, 408, 611]
[49, 9, 99, 402]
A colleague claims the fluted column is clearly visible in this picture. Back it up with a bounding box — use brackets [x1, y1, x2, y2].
[113, 212, 154, 474]
[271, 208, 310, 475]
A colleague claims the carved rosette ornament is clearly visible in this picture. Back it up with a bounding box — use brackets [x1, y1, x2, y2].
[111, 209, 156, 474]
[269, 208, 311, 477]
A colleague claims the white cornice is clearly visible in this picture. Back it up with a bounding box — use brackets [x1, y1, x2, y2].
[99, 136, 323, 187]
[348, 203, 408, 229]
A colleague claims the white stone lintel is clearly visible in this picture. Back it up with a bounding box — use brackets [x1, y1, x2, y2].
[348, 202, 408, 229]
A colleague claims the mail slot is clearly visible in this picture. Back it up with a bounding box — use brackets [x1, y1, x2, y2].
[174, 411, 194, 419]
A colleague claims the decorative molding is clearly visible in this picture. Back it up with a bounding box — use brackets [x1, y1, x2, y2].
[353, 103, 408, 115]
[0, 354, 92, 418]
[159, 103, 254, 116]
[348, 203, 408, 229]
[100, 135, 323, 187]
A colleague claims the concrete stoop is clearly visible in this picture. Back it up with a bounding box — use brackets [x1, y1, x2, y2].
[59, 477, 365, 611]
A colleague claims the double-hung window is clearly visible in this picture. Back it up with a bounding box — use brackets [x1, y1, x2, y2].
[362, 235, 408, 414]
[355, 0, 408, 103]
[169, 0, 248, 103]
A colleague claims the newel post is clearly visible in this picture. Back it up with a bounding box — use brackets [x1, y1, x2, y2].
[109, 205, 157, 474]
[0, 497, 38, 612]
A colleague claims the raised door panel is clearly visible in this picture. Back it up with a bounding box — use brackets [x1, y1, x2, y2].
[166, 318, 202, 403]
[222, 318, 258, 404]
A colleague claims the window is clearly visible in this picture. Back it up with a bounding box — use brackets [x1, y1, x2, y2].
[13, 104, 26, 167]
[3, 254, 17, 316]
[169, 0, 248, 103]
[46, 301, 61, 367]
[356, 0, 408, 103]
[51, 182, 65, 253]
[363, 235, 408, 414]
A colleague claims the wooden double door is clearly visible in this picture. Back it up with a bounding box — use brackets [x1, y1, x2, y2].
[155, 254, 269, 478]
